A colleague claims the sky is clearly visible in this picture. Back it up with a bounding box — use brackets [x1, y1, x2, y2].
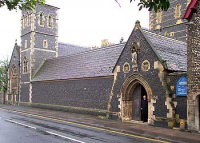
[0, 0, 149, 61]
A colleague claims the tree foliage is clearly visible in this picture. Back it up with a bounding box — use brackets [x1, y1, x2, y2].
[0, 59, 9, 95]
[0, 0, 45, 11]
[131, 0, 170, 12]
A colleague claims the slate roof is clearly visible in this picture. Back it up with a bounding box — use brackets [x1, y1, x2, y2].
[33, 43, 125, 81]
[142, 29, 187, 71]
[58, 42, 90, 57]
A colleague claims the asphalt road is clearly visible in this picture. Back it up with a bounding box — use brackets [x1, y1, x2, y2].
[0, 110, 166, 143]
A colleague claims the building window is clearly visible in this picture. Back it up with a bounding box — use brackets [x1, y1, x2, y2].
[48, 15, 53, 28]
[175, 4, 181, 19]
[39, 12, 45, 26]
[141, 60, 150, 71]
[11, 65, 18, 89]
[170, 32, 175, 37]
[28, 14, 31, 26]
[23, 57, 28, 74]
[24, 40, 27, 49]
[26, 15, 29, 26]
[156, 10, 162, 24]
[24, 15, 27, 27]
[123, 62, 130, 73]
[24, 15, 28, 27]
[43, 40, 48, 48]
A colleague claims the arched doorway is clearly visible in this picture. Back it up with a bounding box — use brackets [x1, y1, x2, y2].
[120, 74, 154, 124]
[10, 65, 18, 104]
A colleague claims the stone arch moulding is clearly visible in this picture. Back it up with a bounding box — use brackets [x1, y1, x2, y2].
[120, 73, 155, 124]
[121, 74, 152, 101]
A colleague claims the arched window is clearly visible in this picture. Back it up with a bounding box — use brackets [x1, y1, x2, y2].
[23, 57, 28, 74]
[24, 40, 27, 49]
[175, 4, 181, 19]
[48, 15, 53, 28]
[39, 12, 45, 26]
[28, 14, 31, 26]
[26, 15, 29, 26]
[24, 16, 27, 27]
[11, 65, 17, 78]
[11, 64, 18, 90]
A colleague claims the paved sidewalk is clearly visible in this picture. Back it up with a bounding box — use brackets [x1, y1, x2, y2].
[0, 104, 200, 143]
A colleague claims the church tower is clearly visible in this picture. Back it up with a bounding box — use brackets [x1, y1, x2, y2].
[149, 0, 191, 42]
[20, 4, 59, 103]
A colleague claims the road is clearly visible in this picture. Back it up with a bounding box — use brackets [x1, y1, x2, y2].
[0, 110, 168, 143]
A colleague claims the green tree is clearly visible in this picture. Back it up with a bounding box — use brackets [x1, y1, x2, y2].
[0, 0, 45, 11]
[131, 0, 170, 12]
[115, 0, 170, 12]
[0, 59, 9, 104]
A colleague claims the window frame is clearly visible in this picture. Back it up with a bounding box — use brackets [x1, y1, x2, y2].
[156, 10, 162, 24]
[174, 4, 182, 19]
[43, 40, 48, 48]
[47, 14, 53, 28]
[123, 62, 130, 73]
[38, 12, 45, 27]
[23, 57, 28, 74]
[24, 40, 28, 49]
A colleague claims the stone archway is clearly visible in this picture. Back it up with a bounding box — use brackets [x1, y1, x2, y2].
[120, 74, 155, 124]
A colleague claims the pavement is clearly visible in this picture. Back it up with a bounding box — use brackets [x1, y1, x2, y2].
[0, 104, 200, 143]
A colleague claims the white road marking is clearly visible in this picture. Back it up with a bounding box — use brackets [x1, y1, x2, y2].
[46, 131, 86, 143]
[5, 119, 37, 130]
[5, 119, 86, 143]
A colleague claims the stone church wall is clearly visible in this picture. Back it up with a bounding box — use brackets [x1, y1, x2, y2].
[31, 77, 113, 110]
[20, 83, 30, 102]
[149, 0, 188, 42]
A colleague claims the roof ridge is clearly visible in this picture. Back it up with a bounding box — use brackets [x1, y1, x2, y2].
[49, 42, 126, 61]
[142, 29, 187, 45]
[58, 42, 88, 48]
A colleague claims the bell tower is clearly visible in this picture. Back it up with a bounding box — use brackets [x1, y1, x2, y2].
[20, 4, 59, 103]
[149, 0, 191, 42]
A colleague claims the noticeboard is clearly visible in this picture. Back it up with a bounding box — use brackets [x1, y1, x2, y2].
[176, 77, 187, 97]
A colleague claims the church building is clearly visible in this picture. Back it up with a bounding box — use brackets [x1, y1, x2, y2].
[7, 0, 198, 131]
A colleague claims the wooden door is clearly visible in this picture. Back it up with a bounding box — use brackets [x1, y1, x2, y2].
[132, 85, 141, 121]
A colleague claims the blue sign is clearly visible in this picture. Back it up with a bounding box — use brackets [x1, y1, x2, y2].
[176, 77, 187, 96]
